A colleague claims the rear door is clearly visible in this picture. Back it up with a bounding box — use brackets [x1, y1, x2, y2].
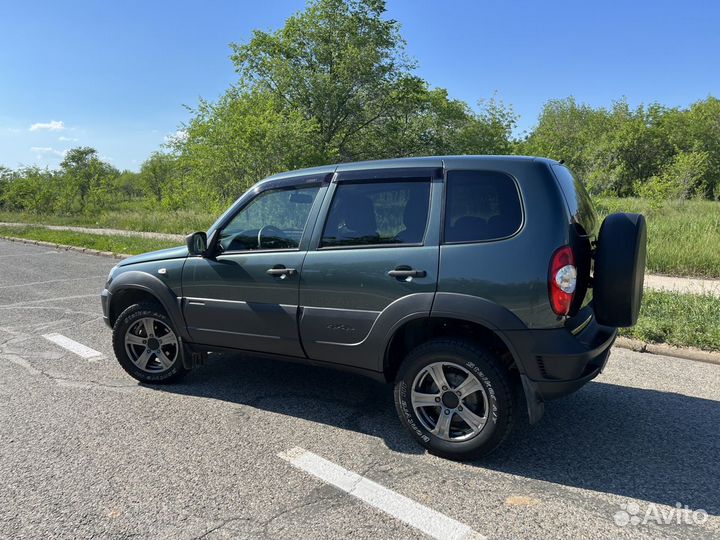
[298, 165, 443, 371]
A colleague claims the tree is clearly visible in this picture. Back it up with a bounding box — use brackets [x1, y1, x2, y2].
[171, 90, 319, 209]
[58, 147, 119, 213]
[140, 152, 176, 202]
[230, 0, 418, 161]
[171, 0, 517, 209]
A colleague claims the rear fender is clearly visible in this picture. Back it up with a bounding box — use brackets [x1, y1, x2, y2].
[431, 292, 527, 371]
[431, 292, 545, 423]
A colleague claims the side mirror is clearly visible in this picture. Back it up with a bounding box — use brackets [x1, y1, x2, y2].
[186, 231, 208, 256]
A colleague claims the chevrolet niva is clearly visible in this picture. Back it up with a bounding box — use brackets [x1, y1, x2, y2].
[102, 156, 646, 460]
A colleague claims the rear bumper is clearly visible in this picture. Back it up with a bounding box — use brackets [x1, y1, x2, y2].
[504, 306, 617, 422]
[101, 289, 112, 328]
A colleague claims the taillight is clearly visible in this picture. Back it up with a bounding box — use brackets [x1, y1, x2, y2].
[549, 246, 577, 316]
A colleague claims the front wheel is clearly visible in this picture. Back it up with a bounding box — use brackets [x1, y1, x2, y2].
[394, 339, 516, 460]
[112, 302, 187, 384]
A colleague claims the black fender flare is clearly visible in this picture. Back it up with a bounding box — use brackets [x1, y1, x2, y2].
[108, 270, 190, 341]
[429, 292, 545, 423]
[430, 292, 527, 371]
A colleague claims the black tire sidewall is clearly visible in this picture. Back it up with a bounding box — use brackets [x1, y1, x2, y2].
[112, 303, 186, 383]
[394, 340, 514, 460]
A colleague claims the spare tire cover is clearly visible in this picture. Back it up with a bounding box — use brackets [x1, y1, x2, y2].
[594, 213, 647, 327]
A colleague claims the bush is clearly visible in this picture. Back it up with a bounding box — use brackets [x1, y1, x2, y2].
[636, 150, 710, 202]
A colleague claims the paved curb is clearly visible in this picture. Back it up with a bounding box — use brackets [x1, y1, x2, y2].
[615, 336, 720, 366]
[2, 234, 719, 367]
[0, 235, 131, 260]
[0, 222, 185, 242]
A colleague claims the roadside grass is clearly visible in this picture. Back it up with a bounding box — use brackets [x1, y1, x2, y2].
[620, 290, 720, 352]
[0, 226, 178, 255]
[0, 203, 214, 235]
[595, 197, 720, 278]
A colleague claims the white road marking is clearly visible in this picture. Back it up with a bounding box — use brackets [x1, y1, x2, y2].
[278, 447, 485, 540]
[42, 333, 103, 361]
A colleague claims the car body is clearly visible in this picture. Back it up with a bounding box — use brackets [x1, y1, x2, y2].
[102, 155, 646, 459]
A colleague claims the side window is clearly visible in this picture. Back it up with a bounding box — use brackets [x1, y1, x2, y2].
[444, 170, 522, 243]
[320, 180, 431, 248]
[218, 186, 320, 252]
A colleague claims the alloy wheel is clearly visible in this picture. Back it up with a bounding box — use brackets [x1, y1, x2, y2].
[124, 317, 179, 373]
[410, 361, 489, 442]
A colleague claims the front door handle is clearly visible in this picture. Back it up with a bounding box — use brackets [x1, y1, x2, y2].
[267, 265, 297, 278]
[388, 266, 427, 279]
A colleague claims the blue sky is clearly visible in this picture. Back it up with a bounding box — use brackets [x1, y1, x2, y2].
[1, 0, 718, 171]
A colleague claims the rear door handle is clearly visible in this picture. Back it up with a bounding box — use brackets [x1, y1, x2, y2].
[267, 265, 297, 278]
[388, 267, 427, 279]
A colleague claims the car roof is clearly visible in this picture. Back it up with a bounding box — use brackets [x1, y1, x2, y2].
[262, 155, 559, 184]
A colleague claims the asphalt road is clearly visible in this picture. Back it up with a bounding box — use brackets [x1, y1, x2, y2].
[1, 239, 718, 540]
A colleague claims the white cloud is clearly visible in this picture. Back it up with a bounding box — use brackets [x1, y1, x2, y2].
[164, 129, 188, 145]
[31, 146, 67, 157]
[58, 136, 78, 142]
[30, 120, 65, 132]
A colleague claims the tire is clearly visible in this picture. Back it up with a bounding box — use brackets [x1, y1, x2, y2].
[112, 302, 188, 384]
[594, 213, 647, 327]
[394, 339, 516, 461]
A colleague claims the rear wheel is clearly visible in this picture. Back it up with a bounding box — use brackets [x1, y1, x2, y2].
[112, 302, 187, 383]
[394, 339, 516, 460]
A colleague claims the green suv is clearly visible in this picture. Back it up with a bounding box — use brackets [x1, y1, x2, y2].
[101, 156, 646, 460]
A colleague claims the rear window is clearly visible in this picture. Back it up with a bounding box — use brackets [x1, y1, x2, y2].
[551, 164, 598, 235]
[443, 170, 522, 243]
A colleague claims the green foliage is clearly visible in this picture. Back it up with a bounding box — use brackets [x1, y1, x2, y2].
[0, 225, 178, 255]
[168, 89, 321, 212]
[636, 150, 710, 202]
[0, 206, 212, 234]
[230, 0, 414, 161]
[139, 151, 176, 202]
[523, 96, 720, 199]
[1, 0, 719, 222]
[595, 197, 720, 278]
[162, 0, 519, 209]
[0, 148, 130, 215]
[621, 290, 720, 351]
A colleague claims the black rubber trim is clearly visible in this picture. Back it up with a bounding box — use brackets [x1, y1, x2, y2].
[107, 270, 191, 341]
[335, 167, 443, 182]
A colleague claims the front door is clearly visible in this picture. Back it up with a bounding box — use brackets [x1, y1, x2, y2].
[182, 180, 325, 357]
[299, 166, 442, 370]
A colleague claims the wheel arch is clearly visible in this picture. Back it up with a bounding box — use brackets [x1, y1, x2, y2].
[108, 271, 189, 340]
[383, 316, 521, 384]
[382, 292, 545, 423]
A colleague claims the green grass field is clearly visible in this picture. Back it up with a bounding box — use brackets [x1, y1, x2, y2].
[595, 197, 720, 278]
[0, 226, 179, 255]
[0, 202, 214, 235]
[621, 290, 720, 352]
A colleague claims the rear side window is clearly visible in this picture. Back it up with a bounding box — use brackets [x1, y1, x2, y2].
[443, 170, 522, 243]
[321, 180, 431, 247]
